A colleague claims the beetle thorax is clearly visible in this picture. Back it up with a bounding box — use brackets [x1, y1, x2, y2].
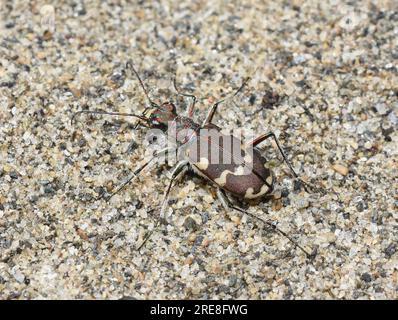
[171, 116, 200, 145]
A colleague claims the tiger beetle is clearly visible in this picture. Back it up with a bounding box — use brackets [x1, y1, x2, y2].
[72, 61, 319, 259]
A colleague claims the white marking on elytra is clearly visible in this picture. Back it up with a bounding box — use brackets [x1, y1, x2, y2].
[243, 153, 252, 163]
[266, 175, 273, 186]
[195, 157, 209, 170]
[244, 184, 269, 199]
[214, 166, 246, 186]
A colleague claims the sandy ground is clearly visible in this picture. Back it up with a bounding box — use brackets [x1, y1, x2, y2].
[0, 0, 397, 299]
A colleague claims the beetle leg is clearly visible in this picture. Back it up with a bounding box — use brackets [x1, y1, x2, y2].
[104, 147, 173, 201]
[159, 160, 190, 219]
[216, 188, 315, 259]
[137, 160, 189, 251]
[248, 132, 299, 178]
[202, 77, 250, 126]
[247, 132, 321, 193]
[216, 188, 230, 211]
[173, 77, 197, 118]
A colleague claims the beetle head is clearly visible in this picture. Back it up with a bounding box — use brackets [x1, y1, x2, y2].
[145, 101, 177, 130]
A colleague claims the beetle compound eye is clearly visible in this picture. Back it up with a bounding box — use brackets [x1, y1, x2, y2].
[149, 112, 161, 124]
[162, 102, 176, 112]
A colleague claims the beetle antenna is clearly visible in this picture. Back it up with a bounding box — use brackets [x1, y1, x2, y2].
[71, 109, 149, 125]
[126, 60, 159, 108]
